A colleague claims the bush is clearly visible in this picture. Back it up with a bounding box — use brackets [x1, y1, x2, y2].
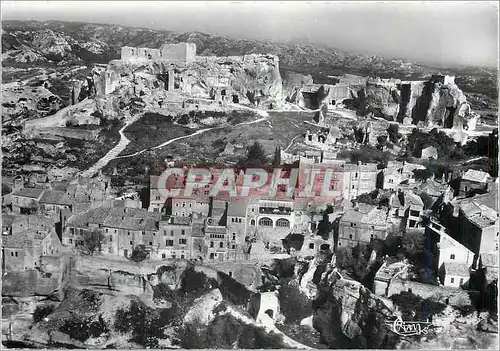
[59, 315, 108, 342]
[390, 291, 446, 321]
[180, 267, 218, 298]
[278, 282, 312, 324]
[33, 305, 55, 323]
[130, 244, 148, 262]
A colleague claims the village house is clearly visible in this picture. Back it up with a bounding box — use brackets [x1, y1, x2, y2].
[247, 198, 295, 244]
[11, 187, 45, 214]
[441, 263, 470, 289]
[337, 205, 388, 248]
[458, 201, 498, 258]
[459, 169, 491, 196]
[373, 259, 410, 296]
[158, 216, 192, 260]
[205, 218, 230, 262]
[64, 207, 161, 258]
[38, 190, 73, 215]
[389, 190, 424, 231]
[341, 162, 379, 201]
[227, 200, 248, 252]
[2, 215, 62, 271]
[477, 252, 499, 284]
[381, 161, 426, 190]
[428, 220, 475, 288]
[420, 146, 439, 160]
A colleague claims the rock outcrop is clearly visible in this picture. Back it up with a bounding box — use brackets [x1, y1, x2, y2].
[352, 75, 479, 130]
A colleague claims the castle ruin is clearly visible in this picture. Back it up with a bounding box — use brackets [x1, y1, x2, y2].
[120, 42, 197, 63]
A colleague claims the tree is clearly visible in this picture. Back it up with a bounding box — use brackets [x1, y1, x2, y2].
[81, 229, 104, 256]
[130, 244, 148, 262]
[244, 141, 268, 166]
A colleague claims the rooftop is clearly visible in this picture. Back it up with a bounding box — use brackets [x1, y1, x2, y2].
[228, 201, 248, 217]
[39, 190, 73, 206]
[66, 207, 162, 231]
[460, 201, 498, 228]
[444, 262, 470, 277]
[11, 188, 44, 199]
[462, 169, 491, 184]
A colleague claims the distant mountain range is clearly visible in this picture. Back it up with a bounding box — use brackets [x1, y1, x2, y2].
[2, 20, 497, 99]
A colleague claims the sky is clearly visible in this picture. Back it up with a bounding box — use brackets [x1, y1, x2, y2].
[2, 1, 498, 68]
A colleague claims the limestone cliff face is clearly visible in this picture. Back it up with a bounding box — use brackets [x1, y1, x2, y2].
[361, 81, 401, 121]
[312, 265, 399, 348]
[85, 54, 283, 110]
[354, 77, 478, 130]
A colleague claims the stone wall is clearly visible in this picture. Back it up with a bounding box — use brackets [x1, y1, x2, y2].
[387, 278, 472, 306]
[121, 43, 196, 63]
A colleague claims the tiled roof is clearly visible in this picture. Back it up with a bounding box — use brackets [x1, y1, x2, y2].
[461, 202, 498, 228]
[66, 207, 161, 231]
[462, 169, 490, 183]
[406, 192, 424, 207]
[39, 190, 73, 206]
[362, 207, 388, 226]
[480, 252, 499, 269]
[2, 228, 52, 248]
[444, 262, 470, 277]
[12, 188, 44, 199]
[340, 209, 367, 224]
[438, 231, 474, 256]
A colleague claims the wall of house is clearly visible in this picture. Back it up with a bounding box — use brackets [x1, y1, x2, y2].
[443, 274, 468, 288]
[480, 223, 499, 254]
[437, 244, 474, 271]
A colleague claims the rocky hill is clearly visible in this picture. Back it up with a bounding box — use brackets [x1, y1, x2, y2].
[2, 20, 497, 102]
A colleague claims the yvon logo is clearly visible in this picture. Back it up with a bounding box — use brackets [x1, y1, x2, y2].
[385, 317, 443, 337]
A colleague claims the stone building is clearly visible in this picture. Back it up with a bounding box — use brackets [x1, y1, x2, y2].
[121, 42, 197, 64]
[337, 205, 388, 248]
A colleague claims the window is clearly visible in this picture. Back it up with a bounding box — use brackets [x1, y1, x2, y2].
[338, 242, 342, 246]
[162, 254, 166, 259]
[109, 237, 112, 243]
[276, 218, 290, 228]
[172, 254, 176, 259]
[181, 230, 185, 236]
[10, 252, 13, 257]
[450, 278, 455, 283]
[219, 242, 224, 248]
[179, 238, 187, 245]
[231, 218, 234, 223]
[106, 228, 109, 233]
[229, 271, 233, 278]
[153, 208, 159, 212]
[128, 231, 130, 236]
[69, 239, 73, 244]
[250, 219, 256, 226]
[370, 234, 374, 241]
[238, 218, 242, 223]
[355, 172, 358, 178]
[129, 241, 133, 245]
[259, 217, 273, 227]
[170, 230, 174, 237]
[232, 244, 236, 249]
[450, 254, 455, 260]
[142, 231, 145, 235]
[70, 228, 75, 235]
[181, 254, 185, 259]
[459, 278, 464, 286]
[175, 203, 179, 207]
[166, 240, 174, 247]
[149, 241, 153, 245]
[349, 234, 353, 239]
[232, 233, 236, 240]
[210, 241, 214, 248]
[182, 202, 186, 207]
[210, 253, 215, 259]
[309, 243, 315, 249]
[350, 223, 355, 227]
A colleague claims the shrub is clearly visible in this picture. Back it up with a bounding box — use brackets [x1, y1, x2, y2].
[390, 291, 446, 321]
[33, 305, 55, 323]
[278, 282, 312, 324]
[130, 244, 148, 262]
[180, 267, 218, 298]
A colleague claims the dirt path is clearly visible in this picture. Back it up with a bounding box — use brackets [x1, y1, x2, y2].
[81, 105, 269, 176]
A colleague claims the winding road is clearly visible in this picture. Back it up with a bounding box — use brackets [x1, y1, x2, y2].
[80, 104, 269, 178]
